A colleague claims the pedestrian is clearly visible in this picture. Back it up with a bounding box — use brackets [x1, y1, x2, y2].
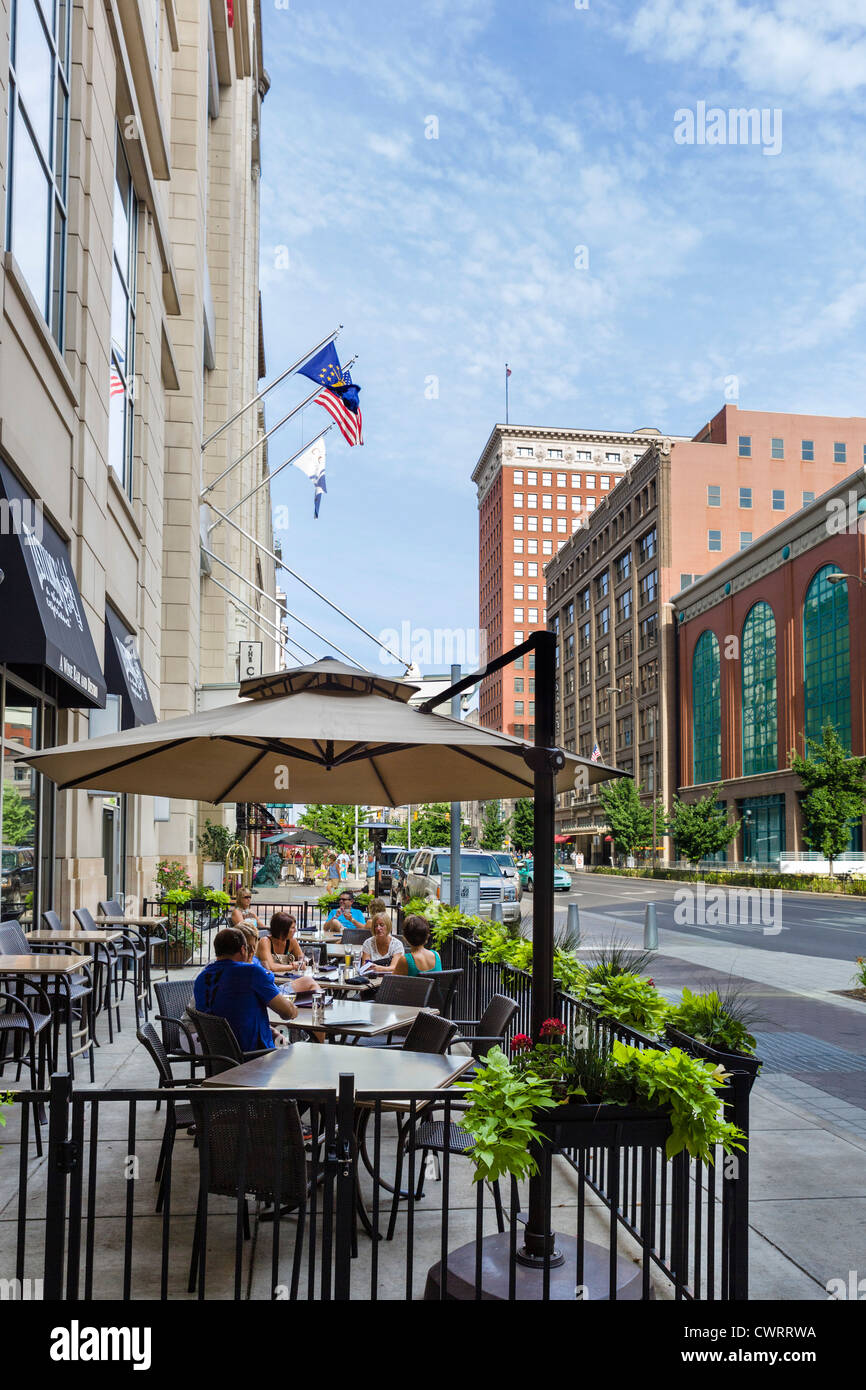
[338, 850, 349, 881]
[326, 853, 340, 882]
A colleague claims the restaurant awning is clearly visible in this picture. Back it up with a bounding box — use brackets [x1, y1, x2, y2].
[104, 604, 157, 728]
[0, 460, 106, 709]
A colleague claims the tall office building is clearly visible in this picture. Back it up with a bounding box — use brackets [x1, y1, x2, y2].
[472, 423, 683, 737]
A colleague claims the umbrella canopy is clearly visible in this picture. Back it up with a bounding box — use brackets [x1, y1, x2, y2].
[21, 658, 626, 804]
[262, 828, 333, 847]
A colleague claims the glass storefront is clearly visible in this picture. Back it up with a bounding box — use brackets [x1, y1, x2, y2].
[739, 794, 786, 863]
[0, 670, 56, 922]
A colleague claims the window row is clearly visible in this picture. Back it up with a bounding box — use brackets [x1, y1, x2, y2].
[738, 436, 860, 464]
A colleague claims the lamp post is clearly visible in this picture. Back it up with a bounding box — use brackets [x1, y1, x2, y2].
[827, 572, 866, 589]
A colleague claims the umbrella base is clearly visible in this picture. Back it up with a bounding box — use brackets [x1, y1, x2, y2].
[424, 1231, 645, 1300]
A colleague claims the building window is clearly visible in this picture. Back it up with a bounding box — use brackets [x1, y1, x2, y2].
[739, 487, 752, 508]
[513, 561, 524, 576]
[548, 449, 562, 460]
[803, 565, 851, 748]
[692, 630, 721, 784]
[585, 474, 596, 488]
[742, 601, 777, 776]
[740, 532, 752, 549]
[517, 447, 533, 458]
[708, 530, 722, 551]
[513, 470, 523, 485]
[556, 518, 567, 533]
[586, 499, 596, 511]
[771, 489, 785, 510]
[6, 0, 70, 343]
[596, 605, 610, 638]
[528, 608, 538, 623]
[513, 539, 524, 553]
[527, 471, 537, 485]
[680, 574, 692, 590]
[571, 496, 582, 512]
[527, 517, 537, 531]
[527, 494, 537, 509]
[597, 646, 610, 676]
[556, 473, 566, 486]
[513, 585, 524, 599]
[513, 493, 524, 508]
[575, 452, 591, 462]
[738, 436, 751, 457]
[707, 485, 721, 507]
[638, 528, 656, 563]
[600, 475, 610, 489]
[514, 516, 524, 530]
[542, 472, 552, 486]
[801, 439, 814, 461]
[109, 128, 138, 496]
[556, 495, 566, 511]
[802, 491, 815, 506]
[542, 494, 552, 509]
[771, 437, 784, 459]
[514, 678, 524, 693]
[639, 614, 657, 652]
[572, 475, 583, 488]
[639, 569, 657, 605]
[616, 589, 632, 622]
[542, 541, 552, 555]
[542, 517, 552, 532]
[616, 630, 632, 664]
[528, 539, 538, 554]
[514, 701, 524, 717]
[513, 608, 524, 623]
[834, 442, 847, 464]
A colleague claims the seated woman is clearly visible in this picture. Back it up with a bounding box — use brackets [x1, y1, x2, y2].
[393, 914, 442, 976]
[229, 887, 268, 934]
[256, 911, 304, 975]
[360, 913, 405, 974]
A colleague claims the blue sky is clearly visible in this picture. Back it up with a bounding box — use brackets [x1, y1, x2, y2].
[258, 0, 866, 676]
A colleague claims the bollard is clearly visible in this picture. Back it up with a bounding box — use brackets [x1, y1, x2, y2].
[567, 900, 581, 946]
[490, 900, 503, 923]
[644, 901, 658, 950]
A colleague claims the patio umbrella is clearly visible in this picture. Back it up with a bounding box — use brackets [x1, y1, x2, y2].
[261, 829, 333, 847]
[21, 658, 623, 806]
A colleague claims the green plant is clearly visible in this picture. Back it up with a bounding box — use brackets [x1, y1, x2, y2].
[584, 933, 656, 981]
[420, 903, 485, 949]
[582, 971, 670, 1038]
[509, 797, 534, 853]
[667, 786, 740, 864]
[458, 1046, 557, 1183]
[197, 819, 236, 862]
[853, 958, 866, 990]
[1, 781, 34, 845]
[598, 778, 661, 857]
[605, 1041, 746, 1162]
[668, 985, 758, 1055]
[297, 804, 357, 854]
[156, 860, 192, 895]
[479, 800, 507, 851]
[790, 722, 866, 876]
[315, 888, 373, 912]
[165, 916, 203, 951]
[0, 1090, 13, 1128]
[403, 894, 432, 914]
[161, 886, 192, 908]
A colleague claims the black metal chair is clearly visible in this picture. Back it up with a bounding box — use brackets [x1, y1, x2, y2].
[337, 926, 371, 946]
[185, 1006, 272, 1077]
[354, 973, 434, 1048]
[1, 919, 95, 1080]
[423, 967, 463, 1018]
[136, 1022, 199, 1211]
[84, 904, 148, 1022]
[452, 994, 520, 1068]
[0, 985, 54, 1155]
[187, 1092, 309, 1296]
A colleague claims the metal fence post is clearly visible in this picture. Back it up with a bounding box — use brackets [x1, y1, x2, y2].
[333, 1074, 356, 1301]
[728, 1069, 751, 1300]
[43, 1072, 74, 1301]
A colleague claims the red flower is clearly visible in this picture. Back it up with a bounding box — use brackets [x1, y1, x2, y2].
[647, 978, 655, 987]
[510, 1033, 533, 1052]
[540, 1018, 567, 1038]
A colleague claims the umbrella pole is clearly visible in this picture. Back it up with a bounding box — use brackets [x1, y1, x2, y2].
[517, 628, 564, 1268]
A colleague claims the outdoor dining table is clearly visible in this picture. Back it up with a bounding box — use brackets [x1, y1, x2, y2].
[0, 955, 94, 1077]
[269, 997, 428, 1043]
[95, 913, 170, 985]
[25, 930, 125, 1034]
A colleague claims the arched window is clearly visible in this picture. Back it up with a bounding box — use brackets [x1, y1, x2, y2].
[692, 630, 721, 783]
[803, 565, 851, 748]
[742, 602, 777, 775]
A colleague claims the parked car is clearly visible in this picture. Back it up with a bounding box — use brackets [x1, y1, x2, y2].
[489, 850, 522, 901]
[371, 844, 404, 895]
[519, 861, 572, 893]
[1, 845, 34, 905]
[405, 847, 520, 924]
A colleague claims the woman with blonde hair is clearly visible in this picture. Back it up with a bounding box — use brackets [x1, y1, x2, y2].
[360, 912, 405, 974]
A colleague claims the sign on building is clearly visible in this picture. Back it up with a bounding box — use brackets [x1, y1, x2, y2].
[240, 640, 263, 679]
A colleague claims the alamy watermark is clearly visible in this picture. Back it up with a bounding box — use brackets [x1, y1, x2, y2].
[0, 495, 44, 542]
[674, 882, 782, 935]
[674, 103, 782, 157]
[377, 622, 488, 671]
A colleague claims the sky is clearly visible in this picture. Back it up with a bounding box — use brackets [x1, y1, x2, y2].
[258, 0, 866, 679]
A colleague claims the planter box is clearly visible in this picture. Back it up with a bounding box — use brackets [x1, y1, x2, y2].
[538, 1101, 673, 1150]
[163, 944, 194, 968]
[664, 1025, 761, 1085]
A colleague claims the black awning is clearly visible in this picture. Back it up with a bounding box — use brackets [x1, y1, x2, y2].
[0, 460, 106, 709]
[104, 603, 157, 728]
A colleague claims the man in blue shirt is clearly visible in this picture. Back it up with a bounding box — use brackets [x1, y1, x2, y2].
[324, 890, 366, 930]
[193, 927, 314, 1052]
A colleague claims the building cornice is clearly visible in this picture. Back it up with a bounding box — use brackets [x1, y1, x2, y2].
[472, 425, 681, 506]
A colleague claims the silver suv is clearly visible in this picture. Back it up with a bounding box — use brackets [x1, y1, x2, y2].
[404, 848, 521, 924]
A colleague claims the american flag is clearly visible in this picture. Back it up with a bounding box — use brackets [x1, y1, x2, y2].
[590, 742, 601, 762]
[110, 350, 125, 398]
[314, 386, 363, 447]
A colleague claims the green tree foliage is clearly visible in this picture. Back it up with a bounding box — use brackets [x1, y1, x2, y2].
[2, 781, 34, 846]
[479, 800, 506, 850]
[597, 778, 658, 856]
[790, 721, 866, 874]
[413, 802, 452, 845]
[666, 786, 740, 865]
[509, 797, 535, 853]
[297, 804, 357, 855]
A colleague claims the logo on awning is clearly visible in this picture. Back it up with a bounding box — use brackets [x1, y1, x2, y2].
[23, 524, 84, 633]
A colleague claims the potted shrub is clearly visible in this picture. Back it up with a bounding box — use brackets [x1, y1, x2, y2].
[666, 986, 762, 1090]
[460, 1021, 747, 1179]
[163, 915, 203, 967]
[156, 860, 192, 900]
[197, 820, 235, 891]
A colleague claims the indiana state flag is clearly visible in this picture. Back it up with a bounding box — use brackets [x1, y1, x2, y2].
[297, 343, 363, 447]
[293, 438, 327, 518]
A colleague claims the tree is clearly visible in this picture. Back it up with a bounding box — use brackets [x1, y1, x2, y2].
[413, 802, 452, 845]
[666, 786, 740, 865]
[297, 804, 357, 855]
[790, 721, 866, 875]
[509, 797, 535, 853]
[479, 800, 507, 851]
[2, 781, 34, 846]
[598, 778, 656, 857]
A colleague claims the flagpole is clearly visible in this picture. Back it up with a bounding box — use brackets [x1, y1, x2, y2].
[505, 363, 509, 425]
[201, 325, 343, 449]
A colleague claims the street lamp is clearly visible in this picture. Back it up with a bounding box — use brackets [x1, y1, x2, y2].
[827, 572, 866, 589]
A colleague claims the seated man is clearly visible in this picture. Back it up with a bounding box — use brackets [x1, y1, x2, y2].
[324, 890, 366, 930]
[193, 926, 316, 1052]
